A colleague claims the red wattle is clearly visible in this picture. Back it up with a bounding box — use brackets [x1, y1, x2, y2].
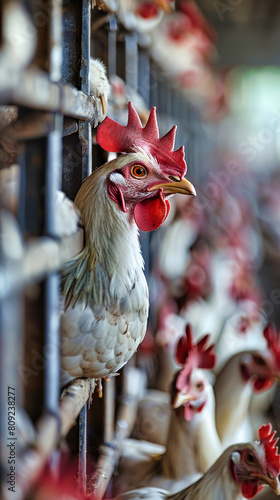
[184, 403, 195, 421]
[242, 481, 263, 499]
[254, 377, 273, 392]
[134, 193, 170, 232]
[136, 3, 158, 18]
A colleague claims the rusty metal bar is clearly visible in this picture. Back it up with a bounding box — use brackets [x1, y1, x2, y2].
[16, 379, 92, 499]
[0, 229, 83, 300]
[0, 69, 95, 120]
[88, 367, 145, 498]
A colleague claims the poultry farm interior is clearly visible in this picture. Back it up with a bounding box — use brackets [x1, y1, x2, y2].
[1, 1, 280, 499]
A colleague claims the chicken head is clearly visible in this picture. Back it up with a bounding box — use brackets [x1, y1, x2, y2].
[230, 423, 280, 499]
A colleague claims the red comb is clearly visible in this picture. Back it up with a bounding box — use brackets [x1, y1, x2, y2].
[175, 324, 216, 393]
[96, 102, 187, 179]
[176, 324, 216, 369]
[258, 423, 280, 477]
[264, 324, 280, 371]
[180, 0, 217, 43]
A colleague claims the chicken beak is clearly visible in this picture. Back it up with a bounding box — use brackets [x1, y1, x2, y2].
[153, 0, 172, 13]
[100, 94, 107, 116]
[173, 393, 195, 409]
[148, 178, 196, 196]
[251, 473, 280, 495]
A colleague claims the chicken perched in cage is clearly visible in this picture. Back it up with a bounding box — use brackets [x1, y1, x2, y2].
[60, 102, 196, 388]
[113, 324, 221, 495]
[113, 424, 280, 500]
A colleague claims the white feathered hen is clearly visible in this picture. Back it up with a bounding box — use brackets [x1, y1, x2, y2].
[113, 424, 280, 500]
[215, 325, 280, 449]
[60, 103, 196, 387]
[113, 326, 221, 495]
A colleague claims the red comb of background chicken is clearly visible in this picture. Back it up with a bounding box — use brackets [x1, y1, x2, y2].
[175, 324, 216, 393]
[258, 423, 280, 477]
[264, 324, 280, 371]
[136, 0, 171, 19]
[180, 0, 217, 43]
[176, 324, 216, 368]
[96, 102, 187, 179]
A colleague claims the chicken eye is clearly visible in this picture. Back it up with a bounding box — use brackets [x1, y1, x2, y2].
[131, 165, 148, 179]
[245, 452, 255, 465]
[253, 355, 266, 366]
[267, 471, 275, 480]
[196, 381, 204, 391]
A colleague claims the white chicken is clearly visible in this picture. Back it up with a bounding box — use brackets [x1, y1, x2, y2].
[113, 424, 280, 500]
[60, 102, 196, 387]
[215, 325, 280, 448]
[113, 325, 221, 494]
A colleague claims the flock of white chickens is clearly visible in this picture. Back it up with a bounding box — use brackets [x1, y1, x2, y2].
[61, 81, 280, 500]
[116, 169, 280, 500]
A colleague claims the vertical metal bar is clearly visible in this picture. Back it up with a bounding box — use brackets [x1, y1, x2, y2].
[78, 404, 87, 494]
[62, 1, 83, 201]
[149, 60, 158, 108]
[79, 0, 92, 180]
[78, 0, 91, 492]
[125, 32, 138, 90]
[108, 15, 117, 79]
[61, 1, 82, 88]
[44, 272, 60, 412]
[104, 378, 115, 444]
[158, 79, 166, 117]
[42, 4, 64, 483]
[44, 0, 63, 417]
[44, 120, 63, 415]
[138, 49, 150, 106]
[0, 293, 22, 500]
[166, 85, 171, 118]
[79, 122, 92, 180]
[80, 0, 91, 97]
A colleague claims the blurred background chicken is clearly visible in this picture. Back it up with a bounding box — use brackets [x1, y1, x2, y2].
[118, 0, 173, 32]
[114, 424, 280, 500]
[215, 325, 280, 449]
[113, 325, 220, 495]
[148, 0, 226, 120]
